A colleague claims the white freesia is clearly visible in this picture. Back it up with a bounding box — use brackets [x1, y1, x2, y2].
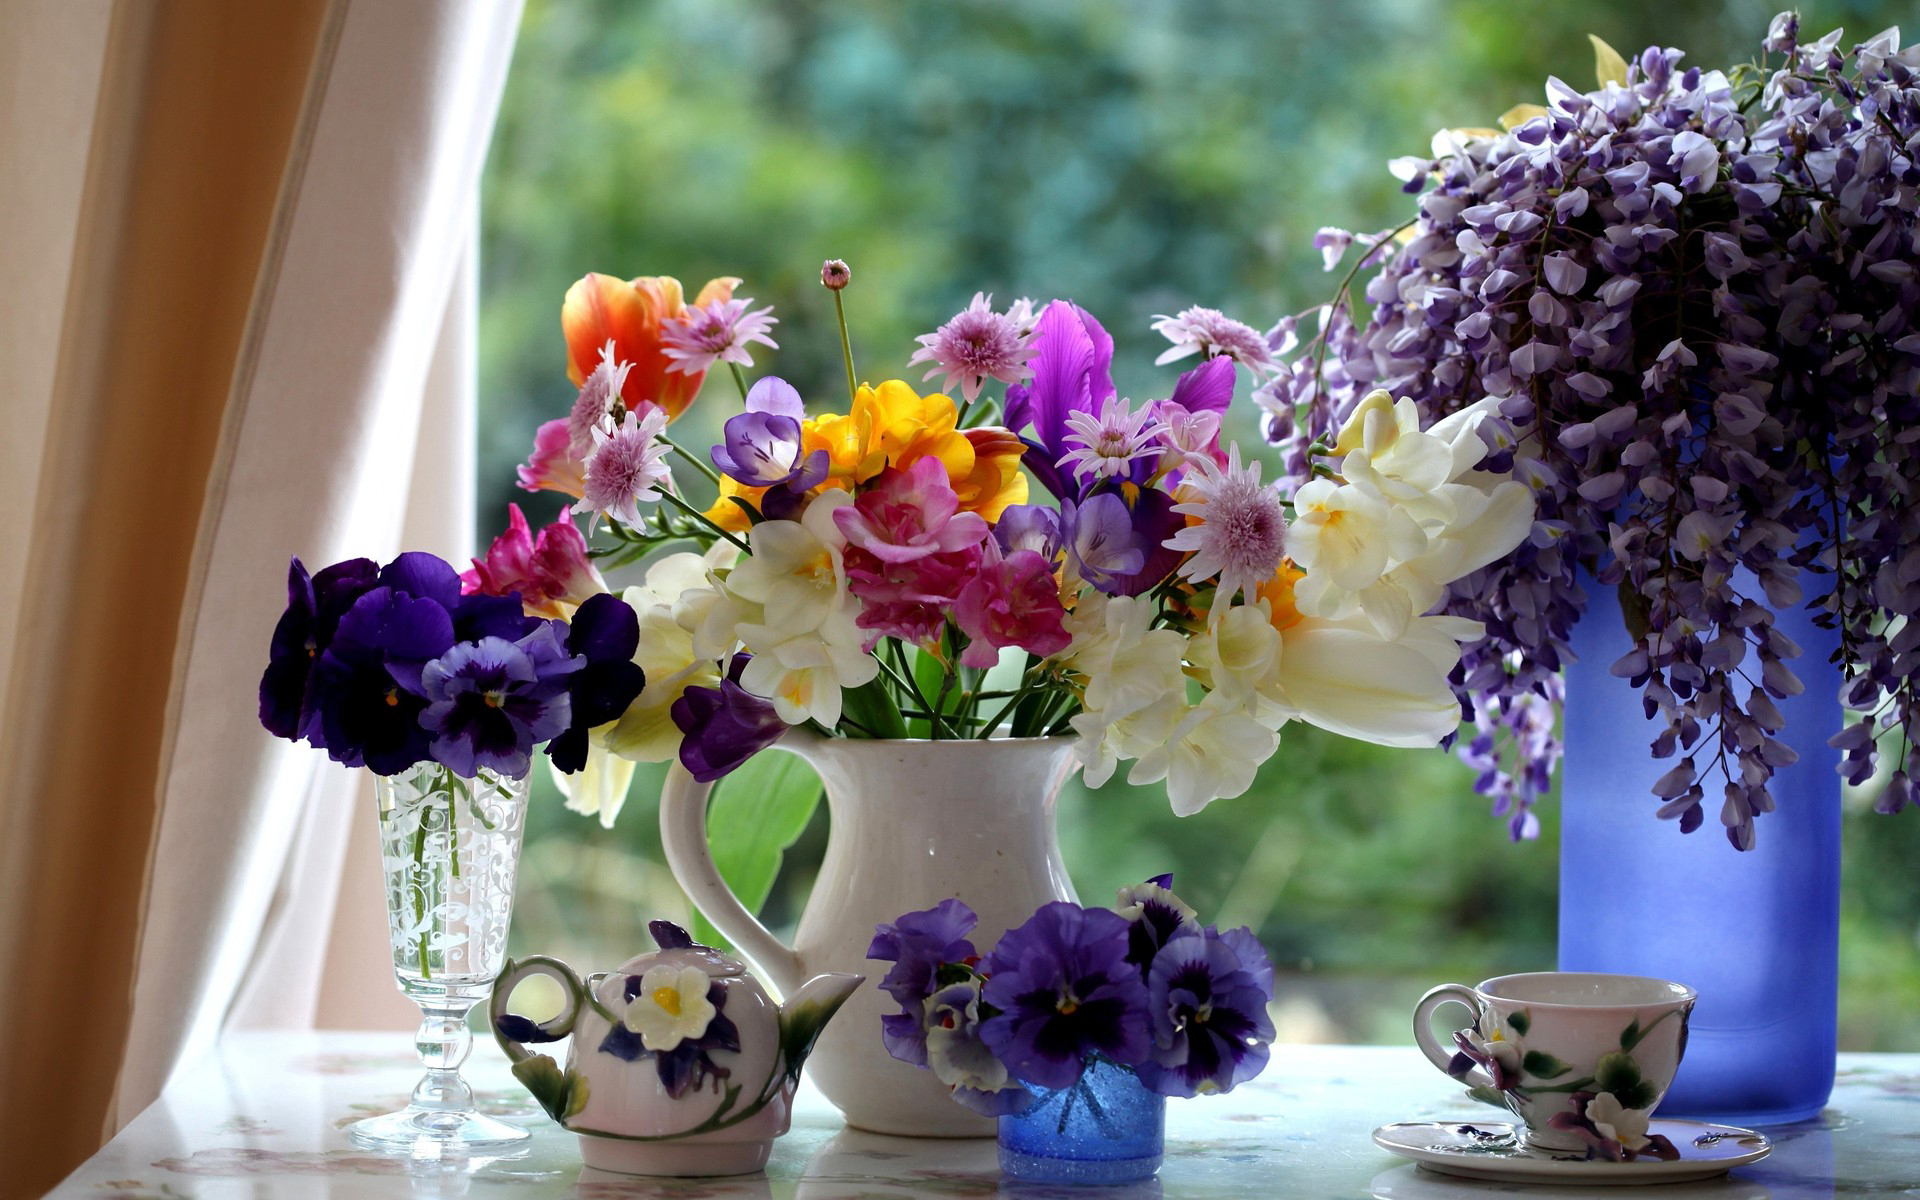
[604, 551, 729, 766]
[1266, 612, 1464, 748]
[1185, 601, 1286, 721]
[551, 742, 639, 830]
[723, 491, 854, 643]
[1128, 690, 1280, 816]
[624, 964, 717, 1052]
[1062, 593, 1189, 718]
[1070, 693, 1185, 789]
[738, 605, 878, 727]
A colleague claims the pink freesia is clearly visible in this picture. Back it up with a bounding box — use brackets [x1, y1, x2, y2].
[834, 457, 989, 564]
[461, 503, 606, 619]
[955, 542, 1072, 668]
[846, 545, 982, 649]
[517, 418, 587, 499]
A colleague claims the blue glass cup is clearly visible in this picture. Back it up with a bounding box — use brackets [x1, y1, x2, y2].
[998, 1056, 1166, 1184]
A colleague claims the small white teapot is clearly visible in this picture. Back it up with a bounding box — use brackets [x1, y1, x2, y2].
[491, 919, 862, 1176]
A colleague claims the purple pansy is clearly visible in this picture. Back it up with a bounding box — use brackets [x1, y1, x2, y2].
[1115, 873, 1196, 970]
[671, 654, 791, 782]
[258, 556, 378, 743]
[308, 586, 455, 774]
[868, 899, 982, 1068]
[416, 623, 579, 779]
[924, 978, 1034, 1117]
[1135, 926, 1276, 1098]
[547, 592, 647, 774]
[978, 902, 1151, 1090]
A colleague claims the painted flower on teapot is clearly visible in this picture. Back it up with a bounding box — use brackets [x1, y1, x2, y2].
[491, 920, 862, 1176]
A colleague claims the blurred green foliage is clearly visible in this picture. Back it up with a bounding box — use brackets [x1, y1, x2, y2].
[483, 0, 1920, 1047]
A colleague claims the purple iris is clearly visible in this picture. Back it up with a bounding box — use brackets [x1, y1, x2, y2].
[1135, 927, 1275, 1098]
[868, 898, 982, 1068]
[307, 585, 455, 774]
[547, 592, 647, 774]
[993, 505, 1063, 560]
[258, 555, 378, 744]
[416, 623, 579, 779]
[1165, 355, 1235, 417]
[670, 654, 790, 782]
[599, 972, 742, 1099]
[1062, 493, 1145, 595]
[978, 902, 1151, 1090]
[711, 376, 828, 520]
[1004, 300, 1115, 501]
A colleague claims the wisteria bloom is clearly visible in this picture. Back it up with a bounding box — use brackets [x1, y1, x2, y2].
[1135, 927, 1276, 1097]
[1151, 306, 1277, 377]
[517, 418, 587, 499]
[566, 339, 635, 460]
[953, 541, 1072, 669]
[575, 406, 672, 531]
[978, 902, 1151, 1090]
[416, 624, 579, 779]
[462, 504, 606, 620]
[1058, 395, 1165, 482]
[1164, 447, 1288, 610]
[661, 295, 779, 375]
[907, 292, 1037, 403]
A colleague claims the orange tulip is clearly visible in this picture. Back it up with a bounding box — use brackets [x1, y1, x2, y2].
[561, 272, 740, 422]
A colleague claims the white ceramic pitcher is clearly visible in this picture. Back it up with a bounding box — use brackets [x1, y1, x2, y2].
[660, 728, 1078, 1137]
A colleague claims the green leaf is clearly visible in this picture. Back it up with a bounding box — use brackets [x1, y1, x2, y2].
[1619, 1017, 1641, 1049]
[726, 495, 767, 526]
[1506, 1011, 1530, 1036]
[1521, 1049, 1571, 1079]
[511, 1054, 573, 1123]
[1618, 579, 1652, 641]
[842, 676, 909, 740]
[1594, 1051, 1657, 1111]
[693, 751, 824, 952]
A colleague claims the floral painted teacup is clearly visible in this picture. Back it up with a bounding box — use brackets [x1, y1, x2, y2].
[1413, 971, 1696, 1158]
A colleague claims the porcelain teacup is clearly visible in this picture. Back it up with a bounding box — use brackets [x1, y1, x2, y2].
[1413, 971, 1696, 1153]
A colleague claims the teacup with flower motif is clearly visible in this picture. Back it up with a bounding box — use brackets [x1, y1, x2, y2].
[1413, 971, 1696, 1159]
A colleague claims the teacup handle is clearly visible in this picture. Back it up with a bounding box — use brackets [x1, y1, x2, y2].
[490, 955, 584, 1064]
[1413, 983, 1490, 1088]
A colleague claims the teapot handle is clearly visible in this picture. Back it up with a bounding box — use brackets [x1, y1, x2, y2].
[659, 759, 807, 999]
[490, 955, 584, 1065]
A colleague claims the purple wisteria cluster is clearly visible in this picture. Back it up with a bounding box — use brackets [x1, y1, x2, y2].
[868, 876, 1275, 1114]
[258, 551, 646, 780]
[1266, 18, 1920, 846]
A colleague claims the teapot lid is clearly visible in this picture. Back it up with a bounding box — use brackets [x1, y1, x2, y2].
[614, 920, 749, 978]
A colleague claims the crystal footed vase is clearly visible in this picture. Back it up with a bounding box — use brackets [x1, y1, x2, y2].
[350, 762, 532, 1152]
[660, 730, 1078, 1137]
[998, 1057, 1166, 1184]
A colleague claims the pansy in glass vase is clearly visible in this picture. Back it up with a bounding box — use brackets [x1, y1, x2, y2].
[870, 877, 1275, 1184]
[256, 551, 646, 1153]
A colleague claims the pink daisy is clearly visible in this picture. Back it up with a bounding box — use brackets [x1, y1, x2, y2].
[573, 407, 672, 531]
[1058, 395, 1164, 480]
[661, 296, 779, 375]
[567, 339, 634, 460]
[1150, 306, 1277, 377]
[906, 292, 1037, 402]
[1163, 446, 1288, 610]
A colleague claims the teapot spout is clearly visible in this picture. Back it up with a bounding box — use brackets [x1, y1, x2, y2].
[778, 973, 865, 1079]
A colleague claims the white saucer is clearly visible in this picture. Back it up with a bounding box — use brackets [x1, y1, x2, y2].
[1372, 1118, 1771, 1186]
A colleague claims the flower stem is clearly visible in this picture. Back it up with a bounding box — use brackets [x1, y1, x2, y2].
[832, 290, 858, 409]
[976, 672, 1045, 739]
[658, 489, 751, 554]
[411, 803, 431, 981]
[730, 362, 752, 403]
[663, 435, 722, 486]
[877, 647, 951, 739]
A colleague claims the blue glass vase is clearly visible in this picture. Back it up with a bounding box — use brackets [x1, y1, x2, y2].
[1559, 574, 1840, 1125]
[998, 1057, 1166, 1184]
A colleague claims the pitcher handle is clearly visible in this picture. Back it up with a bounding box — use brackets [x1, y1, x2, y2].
[659, 759, 807, 998]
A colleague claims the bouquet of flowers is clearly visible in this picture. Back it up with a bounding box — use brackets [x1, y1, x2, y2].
[1265, 17, 1920, 845]
[256, 550, 645, 785]
[486, 260, 1538, 820]
[868, 876, 1275, 1114]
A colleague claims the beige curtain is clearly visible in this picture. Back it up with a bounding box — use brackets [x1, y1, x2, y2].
[0, 2, 522, 1195]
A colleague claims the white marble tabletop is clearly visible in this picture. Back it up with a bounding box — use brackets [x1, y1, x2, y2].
[52, 1032, 1920, 1199]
